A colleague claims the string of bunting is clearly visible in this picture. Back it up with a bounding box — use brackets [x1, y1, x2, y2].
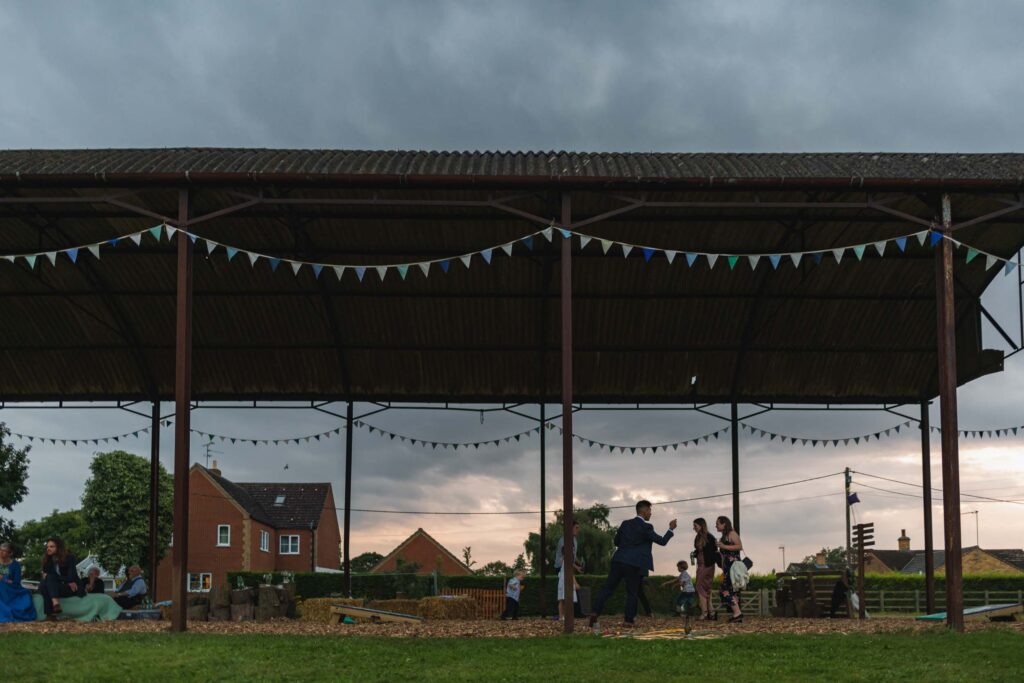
[8, 417, 1024, 450]
[3, 219, 1020, 282]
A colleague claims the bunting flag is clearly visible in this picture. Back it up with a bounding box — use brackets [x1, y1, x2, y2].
[738, 420, 916, 447]
[8, 222, 1019, 289]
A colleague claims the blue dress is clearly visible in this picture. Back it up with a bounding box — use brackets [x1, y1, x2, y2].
[0, 560, 38, 622]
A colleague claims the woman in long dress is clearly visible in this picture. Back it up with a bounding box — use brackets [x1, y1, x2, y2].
[0, 541, 37, 622]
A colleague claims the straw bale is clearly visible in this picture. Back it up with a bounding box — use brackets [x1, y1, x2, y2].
[417, 596, 477, 620]
[298, 597, 362, 623]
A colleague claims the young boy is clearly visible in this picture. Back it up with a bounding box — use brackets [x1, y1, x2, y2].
[500, 570, 526, 620]
[661, 560, 696, 614]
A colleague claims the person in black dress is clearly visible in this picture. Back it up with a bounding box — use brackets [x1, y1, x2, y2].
[84, 566, 106, 594]
[39, 537, 85, 618]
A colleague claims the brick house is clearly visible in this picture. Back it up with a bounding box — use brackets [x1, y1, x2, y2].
[155, 463, 341, 600]
[864, 529, 1024, 575]
[371, 528, 474, 576]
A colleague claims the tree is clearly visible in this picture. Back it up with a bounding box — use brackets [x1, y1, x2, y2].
[477, 560, 513, 576]
[0, 423, 31, 546]
[524, 505, 616, 574]
[14, 508, 90, 570]
[80, 450, 173, 574]
[349, 551, 384, 573]
[512, 553, 528, 573]
[800, 546, 849, 570]
[461, 546, 476, 570]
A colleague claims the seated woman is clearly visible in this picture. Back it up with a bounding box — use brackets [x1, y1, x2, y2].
[39, 536, 85, 620]
[0, 541, 37, 622]
[84, 566, 106, 595]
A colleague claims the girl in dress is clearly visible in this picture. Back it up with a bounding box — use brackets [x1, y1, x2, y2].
[0, 541, 37, 622]
[716, 516, 744, 623]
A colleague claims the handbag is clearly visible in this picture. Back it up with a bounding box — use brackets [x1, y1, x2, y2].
[742, 550, 753, 570]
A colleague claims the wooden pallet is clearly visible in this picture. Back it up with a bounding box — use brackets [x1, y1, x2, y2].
[329, 604, 423, 624]
[916, 603, 1022, 622]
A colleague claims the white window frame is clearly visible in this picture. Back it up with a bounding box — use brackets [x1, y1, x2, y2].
[259, 529, 270, 553]
[279, 535, 300, 555]
[216, 524, 231, 547]
[188, 572, 212, 592]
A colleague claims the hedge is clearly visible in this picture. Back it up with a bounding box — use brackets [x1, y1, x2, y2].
[228, 571, 1024, 611]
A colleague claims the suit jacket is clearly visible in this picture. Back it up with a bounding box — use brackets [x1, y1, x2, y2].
[611, 517, 673, 571]
[43, 554, 86, 597]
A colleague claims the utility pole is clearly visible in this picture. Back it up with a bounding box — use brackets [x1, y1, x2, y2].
[961, 510, 979, 547]
[845, 467, 852, 564]
[778, 545, 786, 572]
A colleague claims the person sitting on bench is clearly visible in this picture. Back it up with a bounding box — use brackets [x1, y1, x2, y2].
[112, 566, 147, 609]
[39, 536, 85, 619]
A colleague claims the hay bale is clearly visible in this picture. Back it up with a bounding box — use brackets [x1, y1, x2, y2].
[297, 597, 362, 623]
[418, 596, 477, 620]
[367, 599, 421, 616]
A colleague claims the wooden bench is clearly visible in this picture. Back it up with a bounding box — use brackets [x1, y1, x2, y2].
[329, 604, 423, 624]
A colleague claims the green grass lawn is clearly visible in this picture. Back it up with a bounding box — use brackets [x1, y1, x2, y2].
[4, 630, 1022, 682]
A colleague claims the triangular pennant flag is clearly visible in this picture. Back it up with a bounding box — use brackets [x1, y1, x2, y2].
[813, 252, 824, 264]
[542, 227, 553, 242]
[832, 248, 845, 264]
[269, 258, 281, 272]
[769, 254, 781, 269]
[226, 247, 238, 261]
[558, 228, 571, 239]
[500, 243, 513, 257]
[130, 233, 143, 246]
[523, 236, 534, 250]
[290, 261, 303, 275]
[985, 254, 998, 270]
[1005, 261, 1017, 276]
[355, 266, 366, 282]
[896, 236, 908, 252]
[621, 244, 633, 258]
[929, 230, 943, 247]
[579, 235, 592, 249]
[459, 254, 472, 268]
[312, 264, 324, 279]
[601, 239, 613, 254]
[332, 265, 345, 280]
[166, 225, 177, 239]
[376, 265, 388, 281]
[707, 254, 719, 269]
[440, 260, 450, 274]
[149, 225, 163, 241]
[790, 252, 803, 268]
[418, 262, 430, 277]
[642, 247, 655, 262]
[664, 250, 677, 264]
[853, 245, 866, 261]
[874, 241, 887, 257]
[88, 244, 101, 259]
[685, 253, 698, 267]
[916, 231, 929, 246]
[748, 254, 761, 270]
[398, 264, 409, 280]
[481, 248, 492, 264]
[727, 255, 739, 270]
[44, 251, 57, 266]
[247, 251, 260, 266]
[66, 248, 78, 263]
[188, 233, 198, 244]
[965, 248, 979, 264]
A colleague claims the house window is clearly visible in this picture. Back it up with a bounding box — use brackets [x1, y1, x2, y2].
[188, 573, 212, 592]
[279, 535, 300, 555]
[217, 525, 231, 547]
[274, 494, 286, 506]
[259, 530, 270, 553]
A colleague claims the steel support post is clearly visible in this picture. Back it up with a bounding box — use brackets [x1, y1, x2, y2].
[344, 401, 354, 597]
[560, 193, 575, 634]
[921, 400, 936, 614]
[935, 194, 964, 632]
[539, 402, 547, 617]
[149, 401, 160, 602]
[170, 189, 193, 633]
[731, 403, 740, 532]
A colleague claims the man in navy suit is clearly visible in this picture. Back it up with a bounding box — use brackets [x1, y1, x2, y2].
[588, 500, 677, 627]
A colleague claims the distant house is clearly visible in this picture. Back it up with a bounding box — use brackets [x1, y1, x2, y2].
[371, 528, 474, 576]
[864, 529, 1024, 575]
[155, 462, 341, 600]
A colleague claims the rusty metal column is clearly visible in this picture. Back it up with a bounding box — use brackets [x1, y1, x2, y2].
[560, 193, 575, 634]
[538, 402, 547, 617]
[149, 401, 160, 602]
[935, 194, 964, 632]
[731, 403, 740, 532]
[343, 401, 353, 597]
[920, 400, 936, 614]
[170, 189, 193, 633]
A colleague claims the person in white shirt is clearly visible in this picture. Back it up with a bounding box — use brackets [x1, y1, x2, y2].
[661, 560, 696, 614]
[555, 521, 581, 621]
[500, 570, 526, 620]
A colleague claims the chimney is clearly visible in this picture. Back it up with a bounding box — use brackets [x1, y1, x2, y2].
[898, 529, 910, 551]
[209, 459, 222, 477]
[814, 551, 827, 567]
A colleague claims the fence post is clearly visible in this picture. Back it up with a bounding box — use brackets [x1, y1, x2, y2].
[915, 590, 920, 612]
[761, 588, 768, 616]
[879, 590, 885, 612]
[1018, 590, 1022, 604]
[984, 590, 989, 606]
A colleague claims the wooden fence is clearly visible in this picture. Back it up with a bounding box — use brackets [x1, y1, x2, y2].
[441, 588, 505, 618]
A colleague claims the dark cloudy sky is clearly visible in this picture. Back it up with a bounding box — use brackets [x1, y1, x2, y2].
[1, 0, 1023, 574]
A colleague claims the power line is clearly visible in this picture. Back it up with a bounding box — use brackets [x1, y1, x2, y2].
[853, 470, 1024, 506]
